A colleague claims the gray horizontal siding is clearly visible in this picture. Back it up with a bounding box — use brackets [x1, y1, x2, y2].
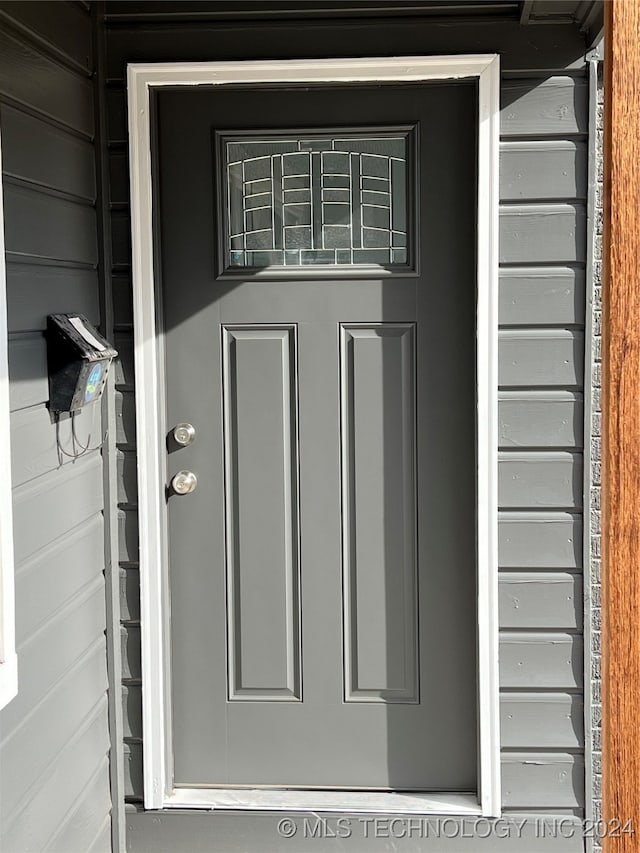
[124, 807, 586, 853]
[122, 684, 141, 740]
[117, 449, 137, 506]
[121, 623, 141, 682]
[13, 515, 105, 643]
[104, 6, 588, 826]
[2, 701, 111, 853]
[88, 817, 112, 853]
[0, 585, 106, 740]
[498, 392, 583, 449]
[499, 268, 585, 326]
[123, 742, 144, 802]
[0, 0, 94, 74]
[0, 4, 112, 851]
[0, 633, 107, 816]
[109, 148, 129, 206]
[498, 452, 582, 509]
[499, 331, 584, 388]
[502, 755, 584, 809]
[499, 204, 586, 265]
[500, 141, 587, 201]
[499, 573, 582, 629]
[118, 508, 139, 565]
[6, 262, 99, 333]
[113, 332, 134, 387]
[8, 333, 48, 410]
[3, 181, 98, 265]
[115, 389, 135, 447]
[112, 272, 134, 328]
[500, 77, 588, 137]
[12, 454, 104, 564]
[500, 694, 584, 748]
[0, 27, 94, 137]
[1, 103, 96, 200]
[120, 567, 140, 622]
[499, 513, 582, 569]
[10, 404, 97, 487]
[46, 758, 112, 853]
[500, 634, 583, 689]
[110, 208, 130, 268]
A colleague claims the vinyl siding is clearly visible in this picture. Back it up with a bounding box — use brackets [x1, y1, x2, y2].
[101, 4, 589, 846]
[0, 3, 111, 852]
[497, 67, 587, 828]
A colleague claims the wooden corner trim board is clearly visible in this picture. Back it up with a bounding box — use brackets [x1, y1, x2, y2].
[127, 55, 500, 815]
[602, 2, 640, 851]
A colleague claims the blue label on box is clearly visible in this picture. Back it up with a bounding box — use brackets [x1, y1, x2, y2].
[85, 363, 103, 402]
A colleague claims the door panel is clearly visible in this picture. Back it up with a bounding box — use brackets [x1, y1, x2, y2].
[222, 326, 301, 701]
[341, 323, 418, 704]
[156, 82, 477, 791]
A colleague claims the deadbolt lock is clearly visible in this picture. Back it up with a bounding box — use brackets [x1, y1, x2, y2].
[171, 470, 198, 495]
[173, 423, 196, 446]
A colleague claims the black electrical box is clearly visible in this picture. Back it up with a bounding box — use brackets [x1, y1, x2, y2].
[46, 314, 118, 413]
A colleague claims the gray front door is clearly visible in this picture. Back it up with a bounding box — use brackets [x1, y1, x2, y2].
[155, 81, 477, 792]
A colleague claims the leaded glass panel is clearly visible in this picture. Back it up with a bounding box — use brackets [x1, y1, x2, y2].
[220, 131, 412, 269]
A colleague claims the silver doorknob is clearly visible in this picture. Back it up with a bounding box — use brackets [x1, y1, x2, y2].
[173, 423, 196, 446]
[171, 470, 198, 495]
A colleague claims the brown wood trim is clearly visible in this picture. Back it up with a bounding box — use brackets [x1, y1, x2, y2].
[602, 1, 640, 850]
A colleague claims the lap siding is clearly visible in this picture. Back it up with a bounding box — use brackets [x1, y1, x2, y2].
[0, 4, 112, 851]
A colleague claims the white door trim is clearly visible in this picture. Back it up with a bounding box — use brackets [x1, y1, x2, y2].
[127, 54, 501, 816]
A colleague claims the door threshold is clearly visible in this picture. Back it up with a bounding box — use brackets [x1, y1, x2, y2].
[165, 788, 481, 815]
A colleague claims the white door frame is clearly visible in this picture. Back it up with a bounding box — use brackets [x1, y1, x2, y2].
[127, 54, 501, 816]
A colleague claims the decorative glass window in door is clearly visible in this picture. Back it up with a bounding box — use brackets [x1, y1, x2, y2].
[219, 130, 412, 270]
